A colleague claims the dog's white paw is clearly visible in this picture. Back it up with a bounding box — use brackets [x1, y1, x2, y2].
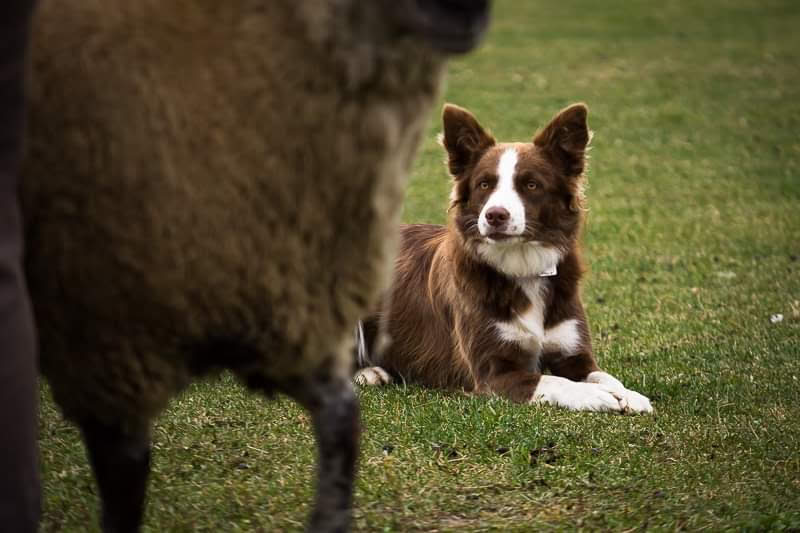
[616, 388, 653, 414]
[585, 371, 653, 414]
[354, 366, 393, 386]
[531, 375, 624, 412]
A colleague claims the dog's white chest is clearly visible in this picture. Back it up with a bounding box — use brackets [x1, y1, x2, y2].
[495, 279, 547, 355]
[494, 279, 582, 358]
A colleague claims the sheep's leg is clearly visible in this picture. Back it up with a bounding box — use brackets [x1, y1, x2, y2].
[285, 374, 360, 533]
[79, 420, 151, 533]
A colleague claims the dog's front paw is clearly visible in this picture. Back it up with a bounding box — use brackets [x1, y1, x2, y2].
[354, 366, 393, 386]
[614, 388, 653, 414]
[532, 375, 624, 412]
[585, 371, 653, 414]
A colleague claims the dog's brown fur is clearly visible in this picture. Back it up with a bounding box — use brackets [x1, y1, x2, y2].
[358, 104, 652, 414]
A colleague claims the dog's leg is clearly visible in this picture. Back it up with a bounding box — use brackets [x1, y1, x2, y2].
[79, 419, 151, 533]
[531, 374, 630, 412]
[352, 318, 393, 386]
[544, 351, 653, 414]
[483, 369, 622, 411]
[353, 366, 393, 386]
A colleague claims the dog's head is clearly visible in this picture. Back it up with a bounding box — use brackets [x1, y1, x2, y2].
[442, 103, 591, 277]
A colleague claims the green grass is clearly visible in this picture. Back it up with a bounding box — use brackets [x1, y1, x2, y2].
[39, 0, 800, 530]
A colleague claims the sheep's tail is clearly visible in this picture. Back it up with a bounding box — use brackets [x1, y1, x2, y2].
[354, 320, 370, 368]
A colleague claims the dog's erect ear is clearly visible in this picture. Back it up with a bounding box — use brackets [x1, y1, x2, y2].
[441, 104, 496, 179]
[533, 103, 591, 177]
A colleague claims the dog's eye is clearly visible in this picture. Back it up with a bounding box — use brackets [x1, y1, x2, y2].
[526, 181, 539, 191]
[479, 181, 490, 190]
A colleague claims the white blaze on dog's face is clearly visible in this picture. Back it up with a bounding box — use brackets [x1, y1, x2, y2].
[441, 103, 592, 278]
[476, 148, 525, 239]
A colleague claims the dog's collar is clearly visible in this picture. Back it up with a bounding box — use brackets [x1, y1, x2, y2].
[538, 264, 558, 277]
[515, 263, 558, 284]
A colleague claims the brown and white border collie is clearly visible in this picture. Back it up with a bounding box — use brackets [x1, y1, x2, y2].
[355, 103, 652, 413]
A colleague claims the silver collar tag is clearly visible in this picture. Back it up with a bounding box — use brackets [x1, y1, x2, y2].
[539, 264, 558, 277]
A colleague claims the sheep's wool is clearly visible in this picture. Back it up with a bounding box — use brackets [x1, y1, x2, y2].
[22, 0, 446, 430]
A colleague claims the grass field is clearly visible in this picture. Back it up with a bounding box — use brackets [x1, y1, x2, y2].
[39, 0, 800, 531]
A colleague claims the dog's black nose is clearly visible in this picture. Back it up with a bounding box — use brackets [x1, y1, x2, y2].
[485, 206, 509, 227]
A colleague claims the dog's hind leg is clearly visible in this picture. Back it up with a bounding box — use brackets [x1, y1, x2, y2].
[352, 318, 394, 386]
[353, 366, 394, 386]
[79, 419, 151, 533]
